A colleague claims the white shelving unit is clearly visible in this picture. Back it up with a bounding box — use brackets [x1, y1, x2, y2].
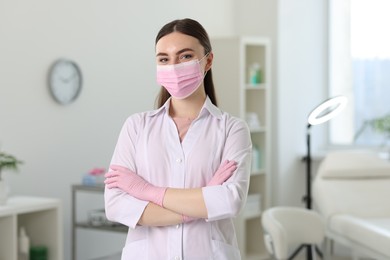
[212, 36, 272, 260]
[0, 196, 63, 260]
[72, 184, 127, 260]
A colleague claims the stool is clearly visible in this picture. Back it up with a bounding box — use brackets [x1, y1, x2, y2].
[262, 207, 325, 260]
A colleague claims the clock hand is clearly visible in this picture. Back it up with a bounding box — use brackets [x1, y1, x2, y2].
[60, 72, 77, 83]
[65, 72, 77, 82]
[60, 76, 69, 83]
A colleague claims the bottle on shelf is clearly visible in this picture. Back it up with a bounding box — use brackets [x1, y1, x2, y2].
[252, 145, 261, 172]
[30, 246, 48, 260]
[246, 112, 261, 131]
[18, 226, 30, 260]
[248, 62, 262, 85]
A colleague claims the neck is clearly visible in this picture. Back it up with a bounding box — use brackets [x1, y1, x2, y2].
[170, 89, 206, 119]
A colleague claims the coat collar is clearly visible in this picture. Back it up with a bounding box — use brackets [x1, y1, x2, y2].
[148, 96, 222, 120]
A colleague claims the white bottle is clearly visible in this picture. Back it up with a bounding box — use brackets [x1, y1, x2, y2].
[18, 227, 30, 260]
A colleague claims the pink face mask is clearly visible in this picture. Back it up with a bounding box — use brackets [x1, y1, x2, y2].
[156, 55, 208, 99]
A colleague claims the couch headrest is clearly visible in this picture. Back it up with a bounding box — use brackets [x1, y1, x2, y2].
[319, 150, 390, 179]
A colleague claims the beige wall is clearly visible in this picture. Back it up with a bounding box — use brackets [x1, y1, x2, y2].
[277, 0, 328, 206]
[2, 0, 331, 258]
[0, 1, 279, 259]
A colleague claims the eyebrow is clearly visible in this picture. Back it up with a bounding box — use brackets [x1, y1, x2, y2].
[156, 48, 195, 57]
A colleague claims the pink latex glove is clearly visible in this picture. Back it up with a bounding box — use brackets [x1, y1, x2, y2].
[182, 160, 238, 223]
[207, 160, 238, 186]
[104, 165, 167, 207]
[182, 215, 194, 223]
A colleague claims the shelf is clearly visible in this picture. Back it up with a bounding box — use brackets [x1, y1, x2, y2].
[72, 184, 104, 192]
[242, 208, 262, 219]
[0, 196, 61, 216]
[245, 83, 267, 90]
[212, 36, 271, 260]
[0, 196, 62, 260]
[72, 184, 126, 260]
[75, 221, 128, 233]
[251, 169, 265, 176]
[249, 127, 266, 133]
[246, 252, 270, 260]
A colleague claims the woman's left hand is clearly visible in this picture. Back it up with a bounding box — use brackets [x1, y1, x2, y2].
[207, 160, 237, 186]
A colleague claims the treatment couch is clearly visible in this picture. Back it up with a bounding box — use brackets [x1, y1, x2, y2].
[313, 150, 390, 260]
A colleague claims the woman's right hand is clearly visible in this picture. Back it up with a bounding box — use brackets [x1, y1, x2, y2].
[104, 165, 167, 207]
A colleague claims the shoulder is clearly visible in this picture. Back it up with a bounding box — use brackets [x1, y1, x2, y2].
[205, 98, 249, 131]
[216, 110, 252, 148]
[221, 111, 249, 131]
[122, 108, 162, 132]
[125, 106, 163, 123]
[204, 97, 250, 135]
[219, 110, 250, 136]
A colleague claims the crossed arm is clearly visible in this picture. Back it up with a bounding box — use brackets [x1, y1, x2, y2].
[136, 189, 206, 226]
[104, 161, 237, 227]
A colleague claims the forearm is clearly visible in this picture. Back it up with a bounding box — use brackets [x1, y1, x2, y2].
[138, 202, 183, 226]
[163, 188, 207, 218]
[105, 160, 237, 221]
[160, 160, 238, 218]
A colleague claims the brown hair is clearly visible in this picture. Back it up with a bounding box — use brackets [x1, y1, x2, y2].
[155, 18, 218, 108]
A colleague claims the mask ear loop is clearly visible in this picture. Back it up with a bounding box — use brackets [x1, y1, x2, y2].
[199, 52, 210, 62]
[199, 52, 211, 76]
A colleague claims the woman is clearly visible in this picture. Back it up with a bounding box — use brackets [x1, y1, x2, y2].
[104, 18, 252, 260]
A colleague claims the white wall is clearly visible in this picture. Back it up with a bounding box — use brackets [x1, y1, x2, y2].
[0, 1, 238, 259]
[277, 0, 328, 206]
[0, 1, 276, 259]
[1, 0, 331, 259]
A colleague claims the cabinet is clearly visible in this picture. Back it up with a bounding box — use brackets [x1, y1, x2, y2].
[212, 37, 272, 259]
[0, 196, 63, 260]
[71, 185, 127, 260]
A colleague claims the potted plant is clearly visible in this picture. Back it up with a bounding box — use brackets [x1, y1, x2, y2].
[0, 151, 23, 205]
[355, 114, 390, 158]
[355, 114, 390, 137]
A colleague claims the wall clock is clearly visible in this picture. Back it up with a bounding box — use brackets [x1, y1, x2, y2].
[48, 59, 82, 105]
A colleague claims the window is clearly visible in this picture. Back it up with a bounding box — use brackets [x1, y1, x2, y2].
[329, 0, 390, 147]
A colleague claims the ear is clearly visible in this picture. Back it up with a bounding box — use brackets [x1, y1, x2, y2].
[205, 52, 214, 72]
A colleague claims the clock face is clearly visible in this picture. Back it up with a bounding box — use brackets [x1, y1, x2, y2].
[49, 59, 82, 105]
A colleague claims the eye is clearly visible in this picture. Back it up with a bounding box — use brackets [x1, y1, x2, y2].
[179, 54, 193, 61]
[157, 57, 169, 64]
